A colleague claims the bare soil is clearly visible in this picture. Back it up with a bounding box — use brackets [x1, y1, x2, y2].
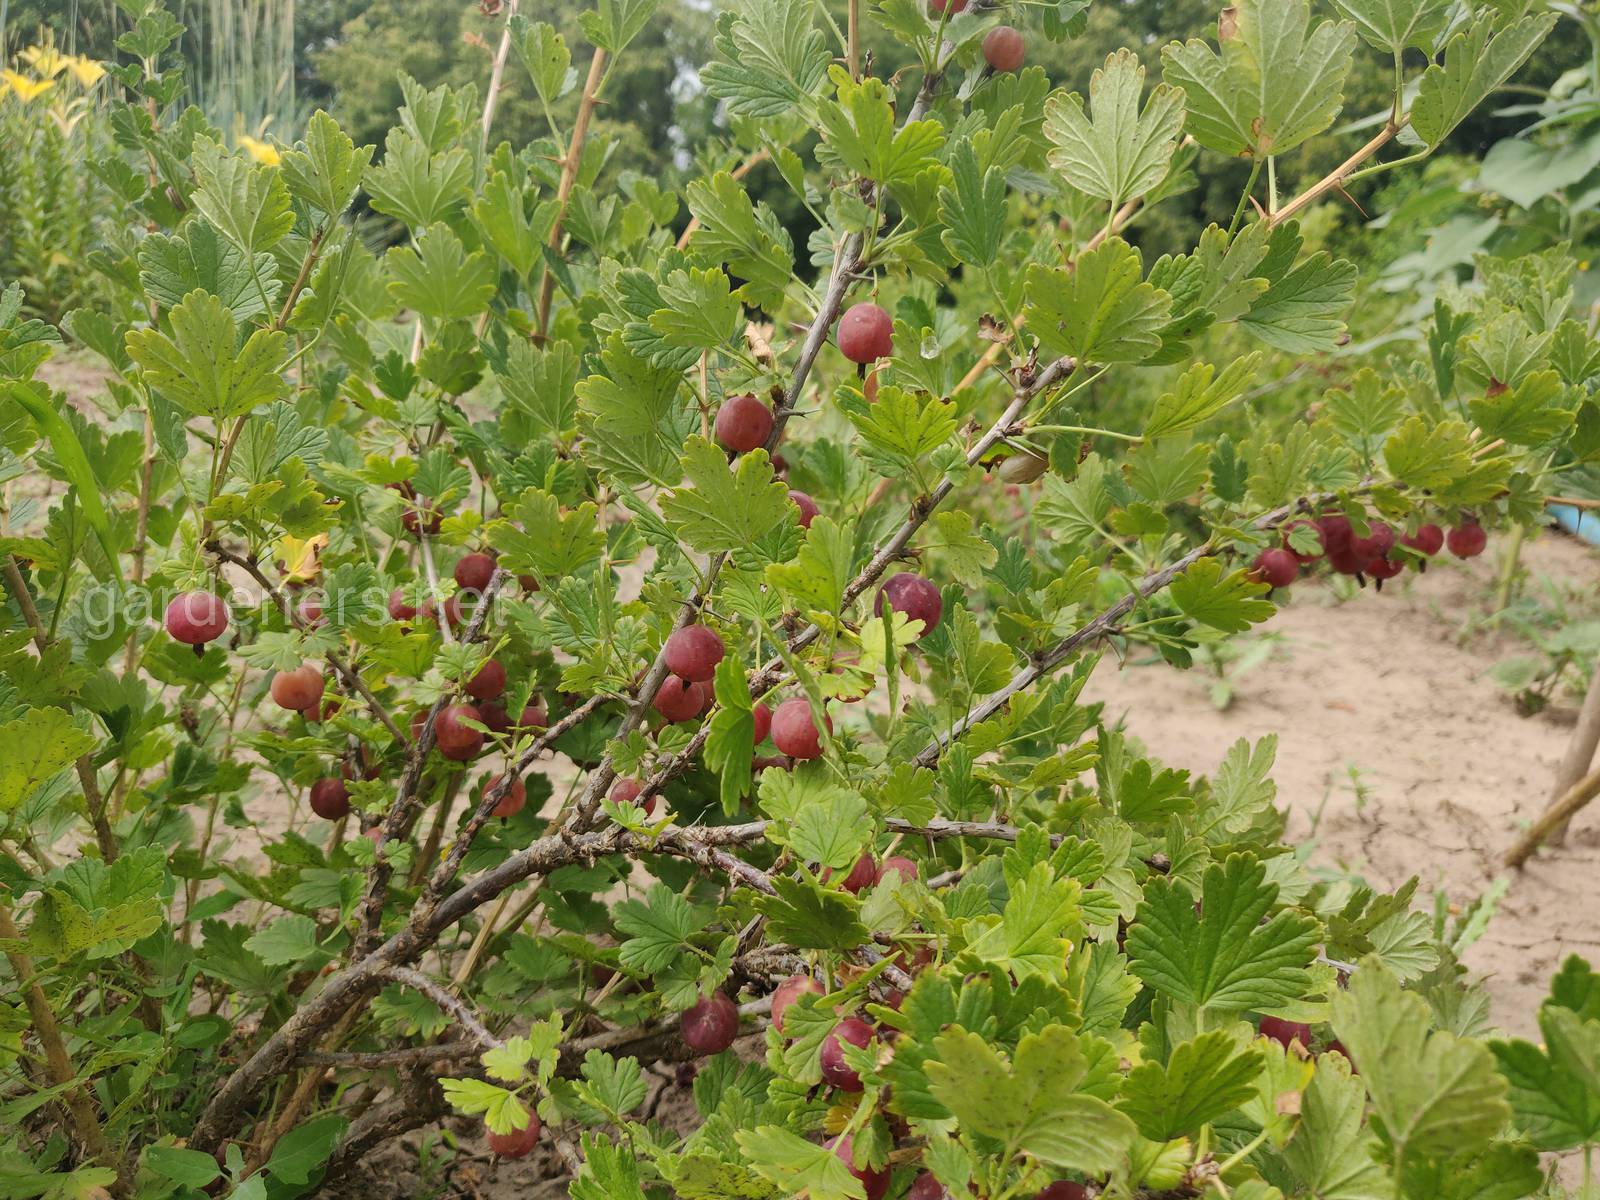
[1085, 529, 1600, 1039]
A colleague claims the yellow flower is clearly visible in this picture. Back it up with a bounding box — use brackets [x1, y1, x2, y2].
[2, 70, 56, 102]
[18, 45, 67, 78]
[238, 135, 281, 166]
[65, 55, 105, 88]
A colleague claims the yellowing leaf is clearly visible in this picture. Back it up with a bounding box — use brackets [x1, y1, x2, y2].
[0, 707, 95, 813]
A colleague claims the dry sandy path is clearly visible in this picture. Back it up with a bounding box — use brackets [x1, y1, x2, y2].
[1086, 531, 1600, 1038]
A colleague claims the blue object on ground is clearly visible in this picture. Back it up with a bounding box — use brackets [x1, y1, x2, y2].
[1549, 503, 1600, 546]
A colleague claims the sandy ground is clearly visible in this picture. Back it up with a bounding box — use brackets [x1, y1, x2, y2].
[1086, 530, 1600, 1039]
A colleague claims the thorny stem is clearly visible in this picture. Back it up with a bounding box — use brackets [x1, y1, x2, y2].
[1270, 121, 1400, 228]
[0, 904, 128, 1194]
[535, 46, 608, 339]
[192, 42, 955, 1155]
[910, 489, 1369, 769]
[205, 543, 408, 745]
[633, 356, 1077, 804]
[5, 555, 119, 863]
[479, 0, 520, 156]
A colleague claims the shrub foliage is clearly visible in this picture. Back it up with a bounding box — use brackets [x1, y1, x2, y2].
[3, 0, 1600, 1197]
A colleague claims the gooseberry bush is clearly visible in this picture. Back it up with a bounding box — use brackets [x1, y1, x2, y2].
[4, 0, 1600, 1197]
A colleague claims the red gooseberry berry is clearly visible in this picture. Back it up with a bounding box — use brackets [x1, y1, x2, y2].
[486, 1112, 541, 1158]
[454, 552, 497, 593]
[1350, 520, 1395, 559]
[1259, 1014, 1314, 1050]
[464, 657, 507, 702]
[654, 675, 707, 723]
[435, 704, 485, 761]
[982, 24, 1025, 71]
[479, 702, 512, 735]
[771, 696, 830, 759]
[664, 624, 725, 683]
[820, 1017, 874, 1091]
[165, 591, 230, 646]
[835, 1135, 889, 1200]
[487, 773, 526, 818]
[877, 855, 918, 885]
[1316, 514, 1353, 556]
[837, 302, 894, 364]
[751, 701, 773, 744]
[608, 776, 658, 817]
[309, 778, 351, 821]
[1448, 520, 1488, 558]
[770, 975, 823, 1036]
[1250, 547, 1299, 590]
[1326, 544, 1368, 576]
[789, 490, 819, 529]
[681, 991, 739, 1055]
[875, 572, 943, 639]
[387, 587, 421, 622]
[1401, 523, 1444, 555]
[1366, 555, 1404, 583]
[270, 664, 325, 712]
[714, 393, 775, 454]
[839, 851, 877, 894]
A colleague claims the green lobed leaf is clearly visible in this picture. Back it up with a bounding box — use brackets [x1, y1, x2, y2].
[1161, 0, 1356, 159]
[384, 223, 497, 321]
[842, 386, 958, 477]
[939, 140, 1007, 268]
[1410, 14, 1556, 149]
[279, 110, 372, 218]
[125, 289, 287, 420]
[735, 1126, 864, 1200]
[1143, 354, 1260, 440]
[365, 132, 474, 230]
[1326, 0, 1449, 53]
[1240, 225, 1357, 354]
[1025, 238, 1171, 366]
[1127, 854, 1319, 1012]
[660, 437, 793, 555]
[1044, 48, 1186, 214]
[700, 0, 830, 119]
[508, 16, 572, 106]
[1170, 559, 1275, 635]
[0, 707, 97, 814]
[1116, 1030, 1264, 1142]
[190, 136, 295, 256]
[489, 489, 605, 582]
[613, 884, 702, 974]
[924, 1024, 1137, 1173]
[816, 67, 945, 192]
[1331, 959, 1513, 1163]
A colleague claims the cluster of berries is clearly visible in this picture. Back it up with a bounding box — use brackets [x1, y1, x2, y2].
[1251, 512, 1488, 591]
